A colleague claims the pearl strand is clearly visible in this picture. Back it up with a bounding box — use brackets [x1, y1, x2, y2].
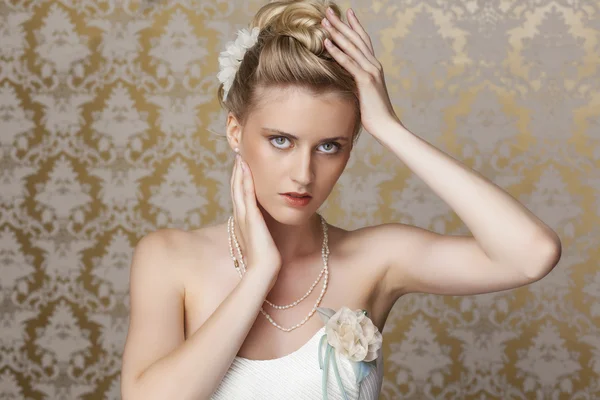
[227, 216, 246, 274]
[227, 214, 330, 332]
[265, 216, 329, 309]
[266, 267, 327, 309]
[227, 215, 329, 308]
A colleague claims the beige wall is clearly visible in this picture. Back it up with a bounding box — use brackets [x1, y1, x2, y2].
[1, 0, 598, 398]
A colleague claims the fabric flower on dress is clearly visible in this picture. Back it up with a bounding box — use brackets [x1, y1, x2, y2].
[217, 26, 260, 101]
[316, 306, 383, 399]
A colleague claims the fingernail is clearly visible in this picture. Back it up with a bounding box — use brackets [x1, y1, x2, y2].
[349, 8, 355, 16]
[327, 7, 334, 15]
[322, 17, 330, 27]
[241, 161, 247, 171]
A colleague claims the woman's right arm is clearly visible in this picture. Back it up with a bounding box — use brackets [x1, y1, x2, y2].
[120, 229, 279, 400]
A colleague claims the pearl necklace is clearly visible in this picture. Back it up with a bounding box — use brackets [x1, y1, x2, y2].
[227, 214, 330, 332]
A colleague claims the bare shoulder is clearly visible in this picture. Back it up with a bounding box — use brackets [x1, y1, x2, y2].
[321, 221, 384, 267]
[338, 222, 401, 261]
[135, 227, 205, 281]
[342, 221, 431, 295]
[326, 223, 392, 287]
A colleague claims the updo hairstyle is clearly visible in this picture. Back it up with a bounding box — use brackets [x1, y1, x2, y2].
[217, 0, 362, 145]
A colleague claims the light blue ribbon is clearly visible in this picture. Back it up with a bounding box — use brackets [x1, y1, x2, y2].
[319, 334, 350, 400]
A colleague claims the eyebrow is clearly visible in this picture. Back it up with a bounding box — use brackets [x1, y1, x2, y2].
[261, 127, 350, 142]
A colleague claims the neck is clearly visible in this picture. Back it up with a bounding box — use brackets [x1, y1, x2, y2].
[232, 206, 324, 267]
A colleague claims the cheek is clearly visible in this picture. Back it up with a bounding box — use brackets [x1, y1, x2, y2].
[325, 157, 347, 175]
[247, 163, 271, 197]
[316, 161, 345, 187]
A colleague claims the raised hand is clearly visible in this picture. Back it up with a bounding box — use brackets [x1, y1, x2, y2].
[321, 7, 401, 136]
[230, 152, 282, 289]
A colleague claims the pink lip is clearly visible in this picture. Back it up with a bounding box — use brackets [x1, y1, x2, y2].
[283, 192, 312, 197]
[281, 194, 311, 207]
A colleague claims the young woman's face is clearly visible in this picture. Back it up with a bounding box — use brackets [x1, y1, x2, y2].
[229, 86, 356, 225]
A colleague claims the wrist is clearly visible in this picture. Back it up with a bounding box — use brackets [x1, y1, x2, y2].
[244, 263, 280, 279]
[242, 265, 280, 293]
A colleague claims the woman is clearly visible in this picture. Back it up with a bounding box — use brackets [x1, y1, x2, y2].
[120, 1, 562, 399]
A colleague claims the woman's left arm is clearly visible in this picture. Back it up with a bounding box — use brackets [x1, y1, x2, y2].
[368, 117, 562, 296]
[322, 7, 561, 291]
[374, 119, 561, 275]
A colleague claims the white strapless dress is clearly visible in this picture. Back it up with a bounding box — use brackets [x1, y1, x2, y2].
[211, 326, 384, 399]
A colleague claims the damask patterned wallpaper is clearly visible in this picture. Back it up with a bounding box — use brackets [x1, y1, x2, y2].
[1, 0, 598, 398]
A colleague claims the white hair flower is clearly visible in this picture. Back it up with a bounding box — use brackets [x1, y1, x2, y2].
[217, 27, 260, 101]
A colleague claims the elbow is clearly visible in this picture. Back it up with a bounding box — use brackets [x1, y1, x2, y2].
[525, 231, 562, 280]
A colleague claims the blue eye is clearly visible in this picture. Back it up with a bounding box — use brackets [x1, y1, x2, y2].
[269, 136, 342, 154]
[270, 136, 291, 149]
[318, 142, 340, 154]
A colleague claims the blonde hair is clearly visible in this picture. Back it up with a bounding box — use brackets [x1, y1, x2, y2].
[217, 0, 362, 145]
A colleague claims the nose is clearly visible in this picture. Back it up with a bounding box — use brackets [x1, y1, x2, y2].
[290, 148, 314, 187]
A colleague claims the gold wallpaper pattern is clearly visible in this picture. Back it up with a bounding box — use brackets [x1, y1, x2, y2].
[1, 0, 599, 398]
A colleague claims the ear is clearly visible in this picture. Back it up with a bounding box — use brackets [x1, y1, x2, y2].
[226, 112, 243, 153]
